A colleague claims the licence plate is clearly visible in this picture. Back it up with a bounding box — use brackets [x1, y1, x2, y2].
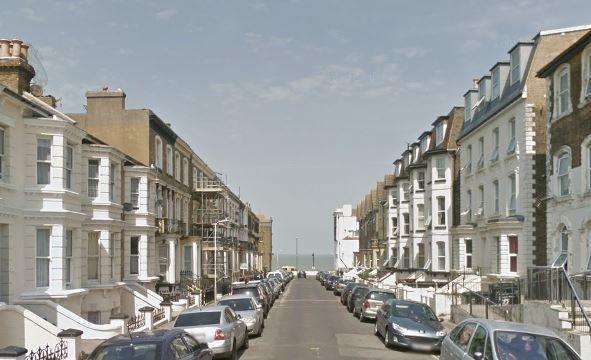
[413, 343, 433, 351]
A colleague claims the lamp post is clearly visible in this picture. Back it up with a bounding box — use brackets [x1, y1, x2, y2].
[213, 218, 229, 301]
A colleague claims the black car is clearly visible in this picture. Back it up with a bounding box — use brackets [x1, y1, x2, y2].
[347, 285, 369, 312]
[341, 282, 363, 305]
[88, 329, 213, 360]
[324, 276, 339, 291]
[297, 270, 307, 278]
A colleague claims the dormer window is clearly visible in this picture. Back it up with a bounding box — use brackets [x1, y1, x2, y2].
[435, 123, 444, 145]
[510, 50, 520, 84]
[492, 68, 500, 99]
[464, 96, 472, 122]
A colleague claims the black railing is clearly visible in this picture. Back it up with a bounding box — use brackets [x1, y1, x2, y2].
[525, 267, 591, 333]
[153, 308, 165, 322]
[25, 340, 67, 360]
[451, 281, 516, 321]
[127, 313, 145, 332]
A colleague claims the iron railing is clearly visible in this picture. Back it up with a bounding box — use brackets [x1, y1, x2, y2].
[127, 313, 145, 332]
[451, 281, 517, 321]
[525, 267, 591, 333]
[25, 340, 67, 360]
[153, 308, 165, 322]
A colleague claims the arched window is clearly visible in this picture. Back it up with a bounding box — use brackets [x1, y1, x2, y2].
[155, 136, 163, 169]
[557, 151, 571, 196]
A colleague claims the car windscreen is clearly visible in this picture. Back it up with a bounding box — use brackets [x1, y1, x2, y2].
[91, 342, 160, 360]
[174, 311, 221, 327]
[353, 287, 368, 297]
[218, 298, 255, 311]
[368, 291, 396, 302]
[494, 331, 579, 360]
[232, 287, 260, 298]
[390, 303, 438, 321]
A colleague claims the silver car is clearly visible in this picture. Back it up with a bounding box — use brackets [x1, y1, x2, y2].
[173, 305, 248, 360]
[217, 295, 265, 337]
[374, 299, 446, 352]
[356, 289, 396, 321]
[440, 318, 581, 360]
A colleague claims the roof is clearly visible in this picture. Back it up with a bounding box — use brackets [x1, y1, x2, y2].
[462, 318, 561, 337]
[182, 305, 227, 314]
[99, 329, 182, 345]
[232, 283, 259, 289]
[219, 294, 257, 301]
[537, 30, 591, 78]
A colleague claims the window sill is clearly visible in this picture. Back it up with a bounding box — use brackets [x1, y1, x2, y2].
[434, 225, 446, 230]
[434, 179, 446, 184]
[553, 110, 573, 123]
[415, 189, 425, 193]
[578, 96, 591, 109]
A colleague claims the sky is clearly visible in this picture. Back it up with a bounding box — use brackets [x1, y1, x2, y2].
[2, 0, 590, 255]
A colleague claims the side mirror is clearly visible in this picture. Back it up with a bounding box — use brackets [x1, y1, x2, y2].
[473, 351, 483, 360]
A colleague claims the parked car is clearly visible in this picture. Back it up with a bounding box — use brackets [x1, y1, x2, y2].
[348, 285, 369, 313]
[333, 278, 351, 296]
[217, 295, 265, 337]
[268, 277, 283, 296]
[88, 329, 213, 360]
[355, 289, 396, 322]
[173, 306, 248, 360]
[374, 299, 445, 352]
[324, 275, 339, 290]
[298, 270, 307, 278]
[231, 283, 269, 317]
[257, 280, 275, 305]
[341, 282, 364, 305]
[440, 318, 581, 360]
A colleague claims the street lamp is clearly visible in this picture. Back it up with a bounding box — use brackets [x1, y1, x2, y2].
[213, 218, 230, 301]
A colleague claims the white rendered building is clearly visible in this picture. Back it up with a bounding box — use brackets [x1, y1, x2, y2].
[333, 204, 359, 270]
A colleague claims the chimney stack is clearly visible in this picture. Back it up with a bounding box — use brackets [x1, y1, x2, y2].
[85, 87, 126, 114]
[0, 38, 35, 94]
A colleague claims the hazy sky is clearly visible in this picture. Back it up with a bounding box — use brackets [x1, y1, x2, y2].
[3, 0, 589, 255]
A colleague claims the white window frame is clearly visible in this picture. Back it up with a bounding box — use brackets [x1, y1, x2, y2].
[417, 204, 425, 230]
[509, 174, 517, 214]
[509, 235, 518, 273]
[403, 247, 410, 268]
[477, 137, 484, 169]
[465, 239, 473, 269]
[64, 229, 73, 286]
[416, 243, 425, 268]
[417, 171, 425, 190]
[37, 137, 51, 185]
[478, 185, 485, 216]
[435, 123, 444, 145]
[437, 242, 446, 270]
[557, 151, 571, 197]
[437, 196, 446, 226]
[507, 118, 516, 155]
[166, 145, 173, 175]
[183, 245, 193, 272]
[491, 127, 499, 162]
[131, 177, 140, 210]
[555, 65, 571, 118]
[391, 217, 398, 236]
[87, 232, 100, 281]
[155, 136, 163, 169]
[87, 159, 99, 198]
[467, 190, 472, 221]
[436, 157, 446, 179]
[109, 163, 116, 202]
[64, 144, 73, 190]
[492, 68, 500, 99]
[466, 145, 472, 174]
[36, 228, 50, 288]
[403, 213, 410, 235]
[493, 180, 499, 214]
[183, 157, 189, 185]
[584, 50, 591, 100]
[130, 236, 139, 275]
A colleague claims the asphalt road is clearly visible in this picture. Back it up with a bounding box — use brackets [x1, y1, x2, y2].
[240, 278, 438, 360]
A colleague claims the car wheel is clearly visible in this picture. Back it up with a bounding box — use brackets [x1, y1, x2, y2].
[359, 313, 365, 322]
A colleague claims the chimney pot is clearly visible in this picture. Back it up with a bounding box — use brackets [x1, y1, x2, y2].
[10, 39, 22, 57]
[0, 39, 10, 57]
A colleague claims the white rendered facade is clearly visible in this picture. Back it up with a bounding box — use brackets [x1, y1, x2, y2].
[333, 204, 358, 270]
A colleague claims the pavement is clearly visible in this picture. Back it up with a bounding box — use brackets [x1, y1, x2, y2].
[239, 278, 439, 360]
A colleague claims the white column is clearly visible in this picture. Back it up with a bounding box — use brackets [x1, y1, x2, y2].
[167, 238, 176, 283]
[192, 242, 199, 278]
[49, 224, 65, 291]
[100, 230, 111, 283]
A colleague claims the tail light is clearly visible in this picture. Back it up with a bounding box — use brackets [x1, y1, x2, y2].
[363, 300, 370, 309]
[214, 328, 226, 340]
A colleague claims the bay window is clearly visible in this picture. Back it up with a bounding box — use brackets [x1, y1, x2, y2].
[437, 196, 446, 226]
[87, 232, 99, 281]
[437, 242, 446, 270]
[130, 236, 139, 275]
[417, 171, 425, 190]
[109, 163, 116, 202]
[557, 152, 571, 196]
[131, 177, 140, 210]
[64, 144, 73, 189]
[87, 160, 99, 198]
[37, 138, 51, 185]
[465, 239, 473, 269]
[436, 157, 445, 179]
[509, 236, 518, 273]
[36, 229, 50, 287]
[435, 123, 444, 145]
[64, 230, 72, 285]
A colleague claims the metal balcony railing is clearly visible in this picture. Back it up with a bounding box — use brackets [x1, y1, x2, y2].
[194, 179, 224, 191]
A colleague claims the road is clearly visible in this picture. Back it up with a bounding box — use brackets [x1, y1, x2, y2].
[240, 278, 437, 360]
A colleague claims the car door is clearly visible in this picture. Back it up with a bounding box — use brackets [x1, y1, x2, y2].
[376, 302, 389, 336]
[227, 308, 245, 345]
[170, 335, 194, 360]
[464, 325, 488, 360]
[441, 321, 477, 360]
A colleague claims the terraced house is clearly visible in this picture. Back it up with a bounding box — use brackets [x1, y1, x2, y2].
[537, 30, 591, 273]
[453, 25, 591, 279]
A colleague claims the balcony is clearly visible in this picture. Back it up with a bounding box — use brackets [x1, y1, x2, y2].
[156, 218, 186, 235]
[193, 179, 224, 192]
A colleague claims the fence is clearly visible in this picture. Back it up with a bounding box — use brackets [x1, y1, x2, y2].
[25, 340, 67, 360]
[525, 267, 591, 333]
[153, 308, 165, 322]
[127, 313, 145, 332]
[451, 279, 520, 321]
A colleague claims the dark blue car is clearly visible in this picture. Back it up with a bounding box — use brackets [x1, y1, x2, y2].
[88, 329, 213, 360]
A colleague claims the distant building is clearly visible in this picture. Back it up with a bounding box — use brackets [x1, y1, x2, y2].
[258, 214, 273, 272]
[333, 205, 359, 270]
